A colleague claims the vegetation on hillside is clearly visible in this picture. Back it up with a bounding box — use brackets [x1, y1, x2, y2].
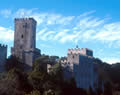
[0, 56, 120, 95]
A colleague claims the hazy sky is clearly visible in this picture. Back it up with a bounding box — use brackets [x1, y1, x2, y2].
[0, 0, 120, 64]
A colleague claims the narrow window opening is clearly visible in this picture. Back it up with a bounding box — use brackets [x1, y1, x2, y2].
[20, 45, 22, 49]
[23, 23, 27, 28]
[73, 55, 74, 59]
[21, 35, 23, 38]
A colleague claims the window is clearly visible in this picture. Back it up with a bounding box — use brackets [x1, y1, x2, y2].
[20, 45, 22, 49]
[73, 55, 74, 59]
[23, 23, 27, 28]
[21, 35, 23, 38]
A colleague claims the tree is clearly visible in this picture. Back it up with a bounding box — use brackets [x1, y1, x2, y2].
[49, 62, 64, 84]
[87, 87, 95, 95]
[33, 56, 52, 72]
[104, 81, 113, 95]
[0, 68, 32, 95]
[28, 70, 47, 91]
[4, 55, 24, 72]
[25, 90, 41, 95]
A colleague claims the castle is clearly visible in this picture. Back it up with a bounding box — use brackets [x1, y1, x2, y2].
[11, 18, 41, 67]
[61, 46, 103, 90]
[0, 17, 103, 91]
[0, 44, 7, 72]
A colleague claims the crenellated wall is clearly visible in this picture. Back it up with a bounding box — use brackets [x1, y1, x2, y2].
[61, 47, 99, 91]
[67, 48, 93, 56]
[0, 44, 7, 72]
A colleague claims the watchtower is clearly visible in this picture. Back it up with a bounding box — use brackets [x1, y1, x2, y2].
[11, 18, 41, 67]
[0, 44, 7, 72]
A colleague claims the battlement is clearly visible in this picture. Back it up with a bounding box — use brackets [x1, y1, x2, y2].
[67, 47, 93, 57]
[12, 17, 41, 67]
[0, 44, 7, 48]
[15, 18, 37, 23]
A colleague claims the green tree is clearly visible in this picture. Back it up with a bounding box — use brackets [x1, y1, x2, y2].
[25, 90, 41, 95]
[4, 55, 24, 72]
[33, 56, 51, 72]
[28, 70, 47, 91]
[0, 68, 32, 95]
[104, 81, 113, 95]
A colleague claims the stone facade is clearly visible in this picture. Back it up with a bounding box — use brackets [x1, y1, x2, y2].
[11, 18, 41, 67]
[61, 47, 100, 90]
[0, 44, 7, 72]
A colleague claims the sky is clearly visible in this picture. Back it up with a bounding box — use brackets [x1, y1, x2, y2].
[0, 0, 120, 64]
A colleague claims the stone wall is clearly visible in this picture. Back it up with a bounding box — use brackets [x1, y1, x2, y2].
[73, 55, 95, 89]
[11, 18, 41, 67]
[62, 47, 99, 90]
[0, 44, 7, 72]
[67, 48, 93, 57]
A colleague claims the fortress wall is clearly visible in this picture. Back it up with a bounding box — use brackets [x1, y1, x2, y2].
[0, 44, 7, 72]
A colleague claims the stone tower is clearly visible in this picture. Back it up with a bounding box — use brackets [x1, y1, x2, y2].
[11, 18, 41, 67]
[61, 47, 100, 90]
[67, 48, 96, 89]
[0, 44, 7, 72]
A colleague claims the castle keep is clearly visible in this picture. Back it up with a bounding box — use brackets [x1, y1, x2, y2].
[11, 18, 41, 67]
[10, 17, 103, 90]
[0, 44, 7, 72]
[61, 47, 101, 90]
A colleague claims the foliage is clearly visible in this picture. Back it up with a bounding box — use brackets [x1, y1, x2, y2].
[104, 81, 113, 95]
[87, 87, 95, 95]
[0, 72, 7, 80]
[4, 55, 24, 72]
[1, 55, 120, 95]
[28, 70, 47, 90]
[94, 59, 120, 95]
[0, 68, 32, 95]
[25, 90, 41, 95]
[33, 56, 51, 72]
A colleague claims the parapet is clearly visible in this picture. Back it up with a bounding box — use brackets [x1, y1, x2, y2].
[15, 18, 37, 23]
[67, 47, 93, 57]
[0, 44, 7, 48]
[68, 48, 81, 54]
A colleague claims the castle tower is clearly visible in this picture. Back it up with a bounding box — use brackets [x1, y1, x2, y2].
[66, 47, 98, 90]
[11, 18, 41, 67]
[0, 44, 7, 72]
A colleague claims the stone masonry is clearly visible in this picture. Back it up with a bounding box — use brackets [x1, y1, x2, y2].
[61, 47, 100, 90]
[0, 44, 7, 72]
[11, 18, 41, 67]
